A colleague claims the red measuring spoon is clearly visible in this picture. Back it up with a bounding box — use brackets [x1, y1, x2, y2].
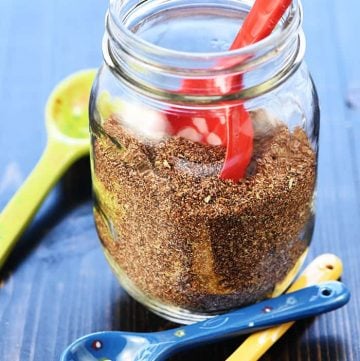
[168, 0, 292, 181]
[220, 0, 293, 181]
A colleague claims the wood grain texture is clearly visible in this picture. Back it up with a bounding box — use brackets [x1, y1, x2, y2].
[0, 0, 359, 360]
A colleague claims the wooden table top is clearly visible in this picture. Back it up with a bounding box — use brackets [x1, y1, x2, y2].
[0, 0, 359, 360]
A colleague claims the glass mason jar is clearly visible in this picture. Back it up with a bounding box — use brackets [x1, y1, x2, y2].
[90, 0, 319, 324]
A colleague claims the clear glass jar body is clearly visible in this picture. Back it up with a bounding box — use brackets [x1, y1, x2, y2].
[90, 0, 319, 323]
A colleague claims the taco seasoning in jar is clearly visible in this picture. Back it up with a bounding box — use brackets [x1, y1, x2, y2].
[90, 0, 319, 324]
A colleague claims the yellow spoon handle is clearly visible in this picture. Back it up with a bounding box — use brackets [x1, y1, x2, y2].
[226, 254, 343, 361]
[0, 139, 82, 268]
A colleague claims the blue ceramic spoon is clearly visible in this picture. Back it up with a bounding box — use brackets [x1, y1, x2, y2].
[61, 281, 350, 361]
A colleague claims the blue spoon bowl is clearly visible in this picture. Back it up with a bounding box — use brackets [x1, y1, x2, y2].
[61, 281, 350, 361]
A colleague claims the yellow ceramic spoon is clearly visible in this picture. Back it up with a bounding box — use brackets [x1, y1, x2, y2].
[226, 254, 343, 361]
[0, 69, 96, 268]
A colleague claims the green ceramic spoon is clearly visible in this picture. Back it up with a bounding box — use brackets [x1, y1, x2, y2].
[0, 69, 96, 269]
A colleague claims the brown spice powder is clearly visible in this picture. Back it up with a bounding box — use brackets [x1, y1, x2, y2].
[91, 113, 316, 312]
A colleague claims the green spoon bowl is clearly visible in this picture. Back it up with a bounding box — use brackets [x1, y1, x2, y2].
[0, 69, 96, 268]
[45, 69, 96, 145]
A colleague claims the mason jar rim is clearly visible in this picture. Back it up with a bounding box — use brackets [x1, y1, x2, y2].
[103, 0, 304, 102]
[107, 0, 301, 61]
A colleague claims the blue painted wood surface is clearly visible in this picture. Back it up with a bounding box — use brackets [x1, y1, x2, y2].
[0, 0, 359, 360]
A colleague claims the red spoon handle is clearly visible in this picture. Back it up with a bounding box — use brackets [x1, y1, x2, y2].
[231, 0, 292, 49]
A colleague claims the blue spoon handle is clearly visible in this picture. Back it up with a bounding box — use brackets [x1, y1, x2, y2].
[169, 281, 350, 349]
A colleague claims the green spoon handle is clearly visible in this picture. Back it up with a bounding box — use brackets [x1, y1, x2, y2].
[0, 139, 83, 268]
